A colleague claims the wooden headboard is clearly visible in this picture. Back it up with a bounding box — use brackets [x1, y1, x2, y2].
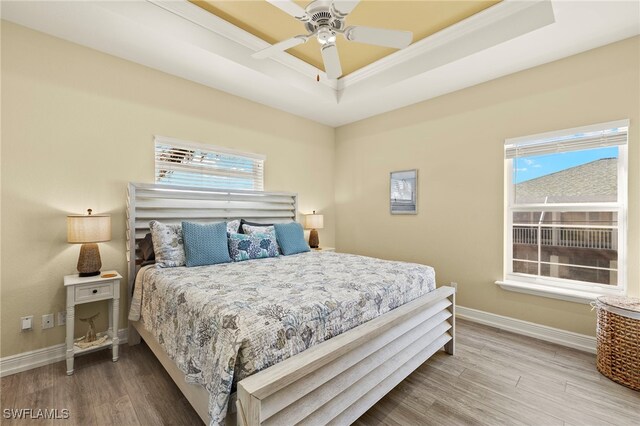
[126, 182, 298, 296]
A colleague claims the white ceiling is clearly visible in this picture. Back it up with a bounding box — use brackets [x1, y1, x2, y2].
[2, 0, 639, 127]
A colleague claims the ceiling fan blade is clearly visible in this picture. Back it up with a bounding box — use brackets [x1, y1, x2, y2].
[344, 26, 413, 49]
[252, 36, 308, 59]
[321, 43, 342, 79]
[265, 0, 309, 22]
[331, 0, 361, 18]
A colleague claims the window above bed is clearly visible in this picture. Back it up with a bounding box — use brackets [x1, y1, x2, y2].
[154, 136, 265, 190]
[498, 120, 629, 303]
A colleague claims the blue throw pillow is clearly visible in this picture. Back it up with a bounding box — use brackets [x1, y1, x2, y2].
[274, 222, 310, 256]
[228, 233, 279, 262]
[182, 221, 231, 267]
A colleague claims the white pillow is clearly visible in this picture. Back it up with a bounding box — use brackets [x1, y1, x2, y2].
[242, 224, 275, 236]
[149, 220, 186, 267]
[226, 219, 241, 234]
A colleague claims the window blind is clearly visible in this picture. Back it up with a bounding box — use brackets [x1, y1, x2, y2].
[154, 137, 265, 190]
[505, 120, 628, 159]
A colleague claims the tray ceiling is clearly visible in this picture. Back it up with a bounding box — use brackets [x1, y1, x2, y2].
[191, 0, 499, 76]
[2, 0, 639, 126]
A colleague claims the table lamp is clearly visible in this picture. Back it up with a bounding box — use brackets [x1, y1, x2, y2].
[67, 209, 111, 277]
[305, 211, 324, 249]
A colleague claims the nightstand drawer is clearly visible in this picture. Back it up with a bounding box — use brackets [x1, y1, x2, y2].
[75, 281, 113, 302]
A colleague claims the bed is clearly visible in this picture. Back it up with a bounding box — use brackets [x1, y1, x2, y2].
[126, 183, 455, 426]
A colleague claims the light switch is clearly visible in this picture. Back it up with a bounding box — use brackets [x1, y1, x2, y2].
[21, 315, 33, 331]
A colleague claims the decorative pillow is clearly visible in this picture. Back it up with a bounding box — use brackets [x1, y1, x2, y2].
[182, 221, 231, 267]
[149, 221, 185, 267]
[274, 222, 310, 256]
[226, 219, 241, 234]
[242, 224, 275, 236]
[139, 233, 155, 262]
[239, 219, 273, 234]
[228, 233, 279, 262]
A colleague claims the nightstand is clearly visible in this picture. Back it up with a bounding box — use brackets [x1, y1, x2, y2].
[311, 247, 335, 252]
[64, 271, 122, 375]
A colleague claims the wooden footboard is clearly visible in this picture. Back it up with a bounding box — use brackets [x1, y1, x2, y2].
[236, 286, 455, 426]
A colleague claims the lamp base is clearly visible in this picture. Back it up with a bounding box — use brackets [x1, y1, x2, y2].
[77, 243, 102, 277]
[309, 229, 319, 249]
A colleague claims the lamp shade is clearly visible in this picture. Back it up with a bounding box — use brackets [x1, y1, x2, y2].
[305, 212, 324, 230]
[67, 212, 111, 243]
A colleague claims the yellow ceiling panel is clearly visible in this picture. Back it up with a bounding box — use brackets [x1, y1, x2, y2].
[191, 1, 500, 76]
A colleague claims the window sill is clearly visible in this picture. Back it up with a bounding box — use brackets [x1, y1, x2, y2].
[495, 280, 623, 304]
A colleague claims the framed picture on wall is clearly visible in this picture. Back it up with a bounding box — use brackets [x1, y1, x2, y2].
[390, 169, 418, 214]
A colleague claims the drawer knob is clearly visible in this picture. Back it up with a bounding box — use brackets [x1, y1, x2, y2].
[92, 289, 98, 294]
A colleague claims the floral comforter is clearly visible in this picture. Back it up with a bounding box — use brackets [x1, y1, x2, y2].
[128, 251, 436, 425]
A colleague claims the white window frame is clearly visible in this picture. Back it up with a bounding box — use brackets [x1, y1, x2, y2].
[154, 136, 265, 191]
[497, 120, 629, 304]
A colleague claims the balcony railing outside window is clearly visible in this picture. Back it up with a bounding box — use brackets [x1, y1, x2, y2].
[513, 226, 614, 250]
[511, 211, 618, 286]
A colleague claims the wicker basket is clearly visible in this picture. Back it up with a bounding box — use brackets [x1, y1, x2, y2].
[595, 296, 640, 391]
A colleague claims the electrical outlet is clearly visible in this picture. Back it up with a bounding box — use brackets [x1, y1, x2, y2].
[42, 314, 54, 330]
[451, 282, 458, 292]
[21, 315, 33, 331]
[57, 311, 66, 326]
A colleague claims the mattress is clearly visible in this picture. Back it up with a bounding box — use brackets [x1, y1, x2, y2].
[128, 251, 436, 425]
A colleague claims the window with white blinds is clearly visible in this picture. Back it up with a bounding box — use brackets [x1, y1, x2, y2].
[502, 120, 629, 298]
[154, 137, 265, 191]
[505, 120, 629, 159]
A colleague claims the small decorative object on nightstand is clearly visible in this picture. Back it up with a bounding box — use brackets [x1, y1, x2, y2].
[64, 271, 121, 375]
[305, 211, 324, 249]
[67, 209, 111, 277]
[79, 313, 100, 343]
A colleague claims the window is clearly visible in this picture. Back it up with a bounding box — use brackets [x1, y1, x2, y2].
[500, 120, 628, 301]
[154, 136, 264, 190]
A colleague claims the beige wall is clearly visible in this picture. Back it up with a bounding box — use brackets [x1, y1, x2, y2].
[0, 22, 336, 357]
[335, 36, 640, 337]
[1, 21, 638, 360]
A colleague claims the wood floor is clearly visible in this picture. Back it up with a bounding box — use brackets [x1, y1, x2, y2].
[1, 319, 638, 425]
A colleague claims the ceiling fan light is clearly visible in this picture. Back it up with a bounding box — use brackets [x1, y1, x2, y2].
[317, 27, 336, 45]
[318, 35, 336, 45]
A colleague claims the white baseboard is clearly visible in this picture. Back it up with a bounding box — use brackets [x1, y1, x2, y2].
[2, 309, 596, 377]
[456, 306, 596, 354]
[0, 328, 128, 377]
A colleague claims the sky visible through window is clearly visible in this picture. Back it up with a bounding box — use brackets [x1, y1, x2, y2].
[514, 146, 618, 184]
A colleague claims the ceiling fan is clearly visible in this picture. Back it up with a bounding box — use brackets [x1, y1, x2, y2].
[252, 0, 413, 79]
